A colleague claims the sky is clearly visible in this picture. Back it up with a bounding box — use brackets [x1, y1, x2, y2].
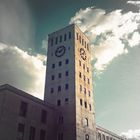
[0, 0, 140, 139]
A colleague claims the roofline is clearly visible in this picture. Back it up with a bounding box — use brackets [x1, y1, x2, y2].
[0, 84, 55, 110]
[96, 125, 125, 139]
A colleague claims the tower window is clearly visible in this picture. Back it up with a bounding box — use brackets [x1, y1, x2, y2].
[19, 101, 28, 117]
[29, 126, 36, 140]
[40, 129, 46, 140]
[41, 110, 47, 124]
[64, 34, 67, 41]
[17, 123, 25, 140]
[69, 32, 71, 39]
[51, 75, 55, 80]
[51, 38, 53, 46]
[79, 60, 81, 66]
[65, 59, 69, 64]
[50, 88, 54, 93]
[79, 72, 82, 78]
[80, 99, 83, 106]
[84, 88, 86, 94]
[52, 64, 55, 69]
[65, 71, 69, 76]
[60, 35, 62, 42]
[59, 61, 62, 66]
[58, 86, 61, 92]
[83, 118, 88, 126]
[88, 90, 90, 97]
[83, 75, 86, 81]
[89, 104, 92, 111]
[87, 78, 90, 84]
[58, 73, 62, 78]
[65, 84, 69, 90]
[85, 101, 87, 108]
[87, 67, 89, 73]
[55, 37, 58, 44]
[58, 133, 63, 140]
[85, 41, 86, 48]
[76, 33, 79, 40]
[80, 85, 82, 92]
[65, 98, 69, 104]
[57, 100, 61, 106]
[79, 35, 81, 43]
[83, 64, 85, 70]
[85, 134, 89, 140]
[82, 38, 84, 45]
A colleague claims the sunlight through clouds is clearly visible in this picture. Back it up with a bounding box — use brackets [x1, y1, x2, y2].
[70, 5, 140, 71]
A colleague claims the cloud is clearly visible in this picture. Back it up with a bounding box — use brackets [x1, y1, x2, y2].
[0, 42, 46, 99]
[127, 1, 140, 7]
[70, 6, 140, 71]
[0, 0, 34, 50]
[121, 129, 140, 140]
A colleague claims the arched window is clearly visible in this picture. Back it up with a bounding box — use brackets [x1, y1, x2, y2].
[98, 133, 101, 140]
[83, 118, 88, 126]
[85, 134, 89, 140]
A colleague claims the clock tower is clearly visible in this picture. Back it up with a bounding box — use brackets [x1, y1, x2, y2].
[44, 24, 96, 140]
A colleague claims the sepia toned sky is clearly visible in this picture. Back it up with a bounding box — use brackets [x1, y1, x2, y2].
[0, 0, 140, 139]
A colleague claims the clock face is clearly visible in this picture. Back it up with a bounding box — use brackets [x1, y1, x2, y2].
[55, 46, 66, 57]
[80, 48, 86, 60]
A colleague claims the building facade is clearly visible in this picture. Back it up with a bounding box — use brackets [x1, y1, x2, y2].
[0, 24, 125, 140]
[45, 24, 96, 140]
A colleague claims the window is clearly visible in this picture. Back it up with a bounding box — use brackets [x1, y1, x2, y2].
[58, 133, 63, 140]
[80, 85, 82, 92]
[80, 99, 82, 106]
[79, 60, 81, 66]
[51, 75, 55, 80]
[88, 90, 90, 97]
[59, 61, 62, 66]
[82, 38, 84, 45]
[87, 67, 89, 73]
[65, 84, 69, 90]
[17, 123, 24, 140]
[76, 33, 79, 40]
[103, 134, 105, 140]
[57, 100, 61, 106]
[50, 88, 54, 93]
[85, 41, 86, 48]
[83, 118, 88, 126]
[52, 64, 55, 69]
[60, 35, 62, 42]
[79, 72, 82, 78]
[79, 35, 81, 43]
[19, 101, 28, 117]
[58, 73, 62, 78]
[51, 38, 53, 46]
[84, 88, 86, 94]
[58, 86, 61, 92]
[40, 129, 46, 140]
[55, 37, 58, 44]
[29, 126, 35, 140]
[41, 110, 47, 124]
[89, 104, 92, 111]
[106, 136, 109, 140]
[65, 59, 69, 64]
[85, 134, 89, 140]
[98, 133, 101, 140]
[83, 64, 85, 70]
[87, 78, 90, 84]
[65, 71, 69, 76]
[65, 98, 69, 104]
[64, 34, 67, 41]
[69, 32, 71, 39]
[85, 101, 87, 108]
[83, 75, 86, 82]
[87, 43, 89, 50]
[58, 116, 63, 124]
